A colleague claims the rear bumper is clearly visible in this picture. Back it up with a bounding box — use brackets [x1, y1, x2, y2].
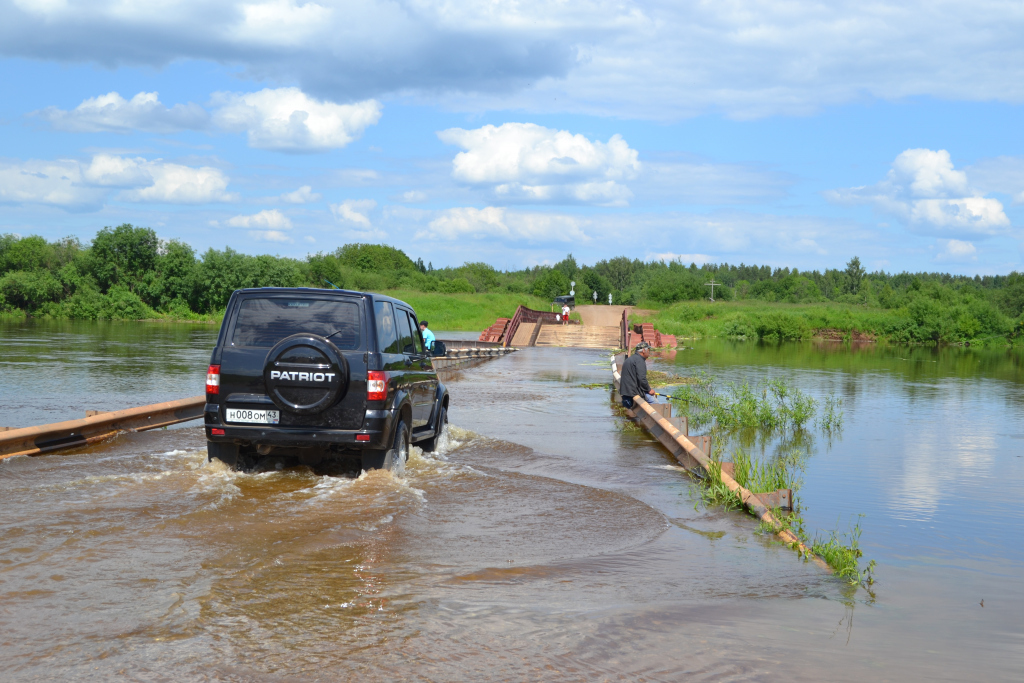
[204, 403, 393, 449]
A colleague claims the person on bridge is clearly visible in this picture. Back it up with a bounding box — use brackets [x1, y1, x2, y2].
[620, 341, 655, 409]
[419, 320, 435, 352]
[561, 303, 571, 325]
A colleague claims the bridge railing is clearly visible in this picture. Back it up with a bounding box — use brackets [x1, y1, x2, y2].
[0, 396, 205, 460]
[502, 305, 571, 347]
[503, 305, 526, 347]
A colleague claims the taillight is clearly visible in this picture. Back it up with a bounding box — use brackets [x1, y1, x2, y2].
[206, 365, 220, 395]
[367, 370, 388, 401]
[210, 428, 225, 436]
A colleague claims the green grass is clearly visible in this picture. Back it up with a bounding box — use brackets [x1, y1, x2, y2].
[731, 448, 801, 494]
[812, 519, 877, 586]
[633, 298, 1017, 346]
[378, 290, 550, 331]
[671, 373, 824, 432]
[670, 370, 869, 584]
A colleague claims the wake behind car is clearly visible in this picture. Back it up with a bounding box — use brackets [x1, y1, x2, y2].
[204, 287, 448, 473]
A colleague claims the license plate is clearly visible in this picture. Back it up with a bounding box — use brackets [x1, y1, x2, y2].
[225, 408, 280, 424]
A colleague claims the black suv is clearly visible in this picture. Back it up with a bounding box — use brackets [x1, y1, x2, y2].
[204, 287, 448, 473]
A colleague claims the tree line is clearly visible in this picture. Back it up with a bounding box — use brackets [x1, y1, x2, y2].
[2, 225, 1023, 333]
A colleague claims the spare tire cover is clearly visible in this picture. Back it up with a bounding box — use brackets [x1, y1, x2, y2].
[263, 333, 349, 414]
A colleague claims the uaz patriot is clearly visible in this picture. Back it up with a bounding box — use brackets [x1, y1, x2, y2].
[204, 288, 449, 473]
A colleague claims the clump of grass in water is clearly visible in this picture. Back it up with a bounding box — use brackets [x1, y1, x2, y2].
[669, 371, 868, 584]
[672, 373, 818, 432]
[647, 370, 696, 387]
[696, 445, 874, 587]
[812, 517, 876, 587]
[731, 448, 803, 495]
[816, 394, 844, 432]
[697, 448, 802, 510]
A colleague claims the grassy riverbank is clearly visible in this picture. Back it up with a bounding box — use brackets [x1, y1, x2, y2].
[3, 226, 1022, 344]
[634, 299, 1024, 346]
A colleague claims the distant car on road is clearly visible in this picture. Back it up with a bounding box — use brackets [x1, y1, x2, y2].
[553, 294, 575, 310]
[204, 287, 449, 473]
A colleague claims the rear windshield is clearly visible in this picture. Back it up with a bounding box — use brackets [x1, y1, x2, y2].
[231, 298, 361, 349]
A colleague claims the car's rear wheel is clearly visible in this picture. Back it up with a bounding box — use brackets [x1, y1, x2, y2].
[362, 419, 409, 474]
[420, 405, 447, 452]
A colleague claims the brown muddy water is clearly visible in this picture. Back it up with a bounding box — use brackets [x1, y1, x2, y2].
[1, 321, 1022, 681]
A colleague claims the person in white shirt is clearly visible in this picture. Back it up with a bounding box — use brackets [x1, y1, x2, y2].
[561, 303, 570, 325]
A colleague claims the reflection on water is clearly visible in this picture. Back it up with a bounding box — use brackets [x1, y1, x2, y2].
[0, 319, 218, 428]
[1, 321, 1023, 680]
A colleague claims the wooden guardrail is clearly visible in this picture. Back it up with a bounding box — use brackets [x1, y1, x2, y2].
[610, 354, 828, 570]
[0, 396, 206, 461]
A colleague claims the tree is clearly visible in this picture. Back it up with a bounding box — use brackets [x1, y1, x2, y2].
[89, 224, 159, 292]
[594, 256, 644, 291]
[553, 253, 578, 281]
[335, 243, 416, 272]
[0, 234, 51, 273]
[845, 256, 866, 294]
[532, 269, 569, 299]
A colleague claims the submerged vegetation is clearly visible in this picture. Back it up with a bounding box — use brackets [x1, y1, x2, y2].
[667, 373, 871, 585]
[671, 373, 824, 431]
[3, 228, 1023, 344]
[812, 519, 876, 586]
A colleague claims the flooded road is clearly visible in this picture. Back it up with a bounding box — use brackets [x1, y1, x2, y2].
[1, 321, 1022, 680]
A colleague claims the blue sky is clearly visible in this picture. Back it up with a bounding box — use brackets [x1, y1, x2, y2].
[2, 1, 1024, 274]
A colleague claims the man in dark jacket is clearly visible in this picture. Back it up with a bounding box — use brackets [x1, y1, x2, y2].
[620, 341, 655, 408]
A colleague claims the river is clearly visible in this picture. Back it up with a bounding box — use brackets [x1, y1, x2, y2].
[1, 320, 1022, 681]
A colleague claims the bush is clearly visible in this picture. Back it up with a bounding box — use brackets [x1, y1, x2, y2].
[752, 312, 812, 341]
[0, 270, 63, 311]
[102, 285, 157, 319]
[438, 277, 475, 294]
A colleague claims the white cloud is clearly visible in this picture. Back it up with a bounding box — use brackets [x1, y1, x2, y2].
[330, 199, 376, 227]
[438, 123, 639, 206]
[226, 209, 292, 230]
[34, 91, 208, 133]
[231, 0, 333, 47]
[280, 185, 321, 204]
[0, 158, 105, 211]
[418, 207, 588, 242]
[5, 2, 1024, 119]
[248, 230, 293, 243]
[942, 239, 977, 259]
[648, 252, 713, 266]
[117, 161, 236, 203]
[401, 190, 428, 203]
[82, 154, 155, 187]
[0, 154, 235, 210]
[211, 87, 381, 152]
[826, 149, 1010, 236]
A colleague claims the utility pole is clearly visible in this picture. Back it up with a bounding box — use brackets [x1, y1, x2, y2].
[705, 279, 720, 302]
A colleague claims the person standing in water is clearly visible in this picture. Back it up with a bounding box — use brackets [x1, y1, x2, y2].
[419, 320, 435, 352]
[620, 341, 655, 409]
